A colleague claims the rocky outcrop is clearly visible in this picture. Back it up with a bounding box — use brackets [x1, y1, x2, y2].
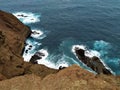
[0, 10, 58, 79]
[75, 48, 112, 75]
[0, 65, 120, 90]
[30, 51, 45, 64]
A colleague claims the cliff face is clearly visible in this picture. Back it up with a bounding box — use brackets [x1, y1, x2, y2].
[0, 10, 58, 79]
[0, 10, 31, 79]
[0, 10, 120, 90]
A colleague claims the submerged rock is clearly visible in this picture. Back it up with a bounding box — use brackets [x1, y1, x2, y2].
[75, 48, 112, 75]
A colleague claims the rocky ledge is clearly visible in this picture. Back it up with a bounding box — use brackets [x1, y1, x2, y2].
[0, 10, 120, 90]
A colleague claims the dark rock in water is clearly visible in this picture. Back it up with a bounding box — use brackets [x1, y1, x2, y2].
[59, 66, 66, 70]
[32, 31, 40, 35]
[75, 48, 112, 75]
[17, 14, 28, 17]
[30, 52, 45, 64]
[25, 50, 28, 53]
[29, 45, 32, 48]
[75, 48, 85, 58]
[31, 19, 34, 20]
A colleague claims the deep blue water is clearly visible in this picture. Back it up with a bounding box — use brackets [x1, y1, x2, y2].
[1, 0, 120, 75]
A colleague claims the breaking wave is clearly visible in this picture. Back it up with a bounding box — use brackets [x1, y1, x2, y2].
[72, 45, 101, 58]
[13, 12, 40, 24]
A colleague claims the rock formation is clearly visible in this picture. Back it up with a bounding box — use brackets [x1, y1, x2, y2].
[30, 51, 45, 64]
[75, 48, 112, 75]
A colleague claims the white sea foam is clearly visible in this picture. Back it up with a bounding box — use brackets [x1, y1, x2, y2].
[23, 39, 41, 61]
[72, 45, 100, 58]
[56, 55, 70, 68]
[13, 12, 40, 24]
[37, 51, 70, 69]
[23, 52, 34, 62]
[37, 49, 49, 61]
[37, 49, 58, 69]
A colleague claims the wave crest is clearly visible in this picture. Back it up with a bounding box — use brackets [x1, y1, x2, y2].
[13, 12, 40, 24]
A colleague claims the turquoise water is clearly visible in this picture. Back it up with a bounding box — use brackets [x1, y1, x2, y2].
[1, 0, 120, 75]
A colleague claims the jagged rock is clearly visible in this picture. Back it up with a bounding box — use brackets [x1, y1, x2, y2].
[59, 66, 66, 70]
[75, 48, 112, 75]
[30, 51, 45, 64]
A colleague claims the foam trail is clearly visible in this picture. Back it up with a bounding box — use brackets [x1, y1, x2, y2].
[37, 49, 58, 69]
[13, 12, 40, 24]
[37, 50, 70, 69]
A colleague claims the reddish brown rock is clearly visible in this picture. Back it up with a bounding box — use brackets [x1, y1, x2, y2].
[0, 10, 31, 79]
[0, 10, 58, 79]
[0, 65, 120, 90]
[25, 64, 58, 78]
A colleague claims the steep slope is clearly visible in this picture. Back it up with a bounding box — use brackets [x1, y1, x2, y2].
[0, 10, 58, 79]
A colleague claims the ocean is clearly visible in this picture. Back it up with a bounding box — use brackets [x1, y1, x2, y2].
[1, 0, 120, 75]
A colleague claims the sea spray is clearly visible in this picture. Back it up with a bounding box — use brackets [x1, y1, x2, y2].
[13, 12, 40, 24]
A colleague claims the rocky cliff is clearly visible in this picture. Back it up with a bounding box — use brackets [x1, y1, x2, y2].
[0, 10, 120, 90]
[0, 10, 58, 80]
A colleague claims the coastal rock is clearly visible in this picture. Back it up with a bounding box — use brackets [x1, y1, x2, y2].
[75, 48, 112, 75]
[30, 51, 45, 64]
